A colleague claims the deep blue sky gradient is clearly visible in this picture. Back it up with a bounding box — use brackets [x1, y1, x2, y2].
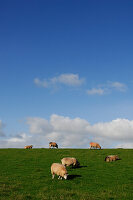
[0, 0, 133, 136]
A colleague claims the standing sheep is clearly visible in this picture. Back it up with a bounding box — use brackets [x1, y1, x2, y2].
[49, 142, 58, 149]
[61, 157, 80, 168]
[24, 145, 33, 149]
[90, 142, 101, 149]
[51, 163, 68, 180]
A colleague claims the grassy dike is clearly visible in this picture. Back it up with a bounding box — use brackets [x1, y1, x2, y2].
[0, 148, 133, 200]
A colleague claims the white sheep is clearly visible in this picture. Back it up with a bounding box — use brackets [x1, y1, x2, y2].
[24, 145, 33, 149]
[105, 155, 120, 162]
[61, 157, 80, 167]
[51, 163, 68, 180]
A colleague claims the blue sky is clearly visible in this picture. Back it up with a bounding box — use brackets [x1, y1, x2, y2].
[0, 0, 133, 148]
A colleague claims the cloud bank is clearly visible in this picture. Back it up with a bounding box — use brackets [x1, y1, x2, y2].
[1, 115, 133, 148]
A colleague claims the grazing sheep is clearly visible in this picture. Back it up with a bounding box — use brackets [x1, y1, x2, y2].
[24, 145, 33, 149]
[105, 155, 120, 162]
[49, 142, 58, 149]
[90, 142, 101, 149]
[61, 157, 80, 168]
[51, 163, 68, 180]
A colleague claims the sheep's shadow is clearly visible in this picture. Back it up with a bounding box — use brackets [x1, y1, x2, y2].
[68, 165, 88, 170]
[68, 175, 82, 180]
[70, 165, 87, 169]
[76, 165, 87, 168]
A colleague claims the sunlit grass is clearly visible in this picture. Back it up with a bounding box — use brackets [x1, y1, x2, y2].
[0, 148, 133, 200]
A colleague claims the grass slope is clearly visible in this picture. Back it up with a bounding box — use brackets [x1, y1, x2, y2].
[0, 148, 133, 200]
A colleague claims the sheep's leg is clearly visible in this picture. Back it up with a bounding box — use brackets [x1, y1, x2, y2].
[60, 177, 62, 180]
[58, 176, 60, 179]
[52, 174, 55, 179]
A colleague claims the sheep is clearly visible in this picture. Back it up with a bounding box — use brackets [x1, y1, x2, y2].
[90, 142, 101, 149]
[61, 157, 80, 168]
[105, 155, 120, 162]
[24, 145, 33, 149]
[49, 142, 58, 148]
[51, 163, 68, 180]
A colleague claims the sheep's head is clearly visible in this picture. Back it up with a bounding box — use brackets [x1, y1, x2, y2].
[116, 155, 119, 160]
[64, 173, 68, 179]
[105, 157, 110, 162]
[76, 160, 80, 166]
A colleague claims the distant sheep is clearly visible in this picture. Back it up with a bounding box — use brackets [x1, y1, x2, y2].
[61, 157, 80, 168]
[51, 163, 68, 180]
[105, 155, 120, 162]
[90, 142, 101, 149]
[24, 145, 33, 149]
[49, 142, 58, 149]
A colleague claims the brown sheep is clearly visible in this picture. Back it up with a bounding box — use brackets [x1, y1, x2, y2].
[61, 157, 80, 168]
[51, 163, 68, 180]
[49, 142, 58, 148]
[105, 155, 120, 162]
[90, 142, 101, 149]
[24, 145, 33, 149]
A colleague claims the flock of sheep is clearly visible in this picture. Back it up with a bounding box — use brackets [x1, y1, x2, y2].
[24, 141, 120, 180]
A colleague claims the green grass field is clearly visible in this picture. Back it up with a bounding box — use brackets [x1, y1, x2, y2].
[0, 148, 133, 200]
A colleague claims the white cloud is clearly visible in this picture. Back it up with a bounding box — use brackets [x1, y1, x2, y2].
[53, 74, 85, 86]
[108, 81, 127, 92]
[1, 115, 133, 148]
[27, 117, 53, 134]
[0, 133, 32, 148]
[87, 118, 133, 141]
[115, 142, 133, 149]
[87, 81, 127, 95]
[50, 114, 89, 133]
[34, 75, 127, 96]
[34, 78, 48, 88]
[34, 73, 85, 88]
[26, 115, 89, 148]
[86, 88, 105, 95]
[8, 133, 29, 143]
